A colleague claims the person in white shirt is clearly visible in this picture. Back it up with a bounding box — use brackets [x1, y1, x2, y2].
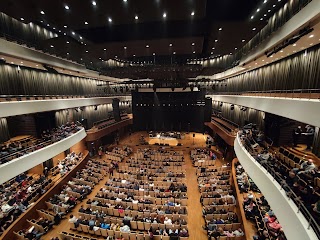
[164, 217, 172, 225]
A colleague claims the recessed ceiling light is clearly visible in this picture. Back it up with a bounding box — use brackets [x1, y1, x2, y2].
[47, 24, 50, 26]
[192, 43, 195, 46]
[309, 34, 314, 38]
[104, 48, 107, 51]
[64, 25, 67, 28]
[67, 52, 69, 55]
[211, 52, 213, 54]
[230, 53, 232, 55]
[191, 11, 195, 16]
[264, 14, 267, 17]
[40, 11, 45, 15]
[252, 28, 256, 31]
[108, 17, 112, 23]
[92, 1, 97, 6]
[135, 15, 138, 20]
[86, 50, 89, 53]
[20, 18, 24, 21]
[115, 56, 118, 58]
[50, 45, 54, 48]
[85, 21, 88, 25]
[163, 12, 167, 18]
[242, 39, 245, 42]
[173, 52, 176, 55]
[256, 8, 260, 12]
[133, 54, 136, 57]
[268, 9, 271, 12]
[250, 16, 254, 19]
[53, 27, 56, 30]
[260, 18, 263, 21]
[79, 36, 82, 39]
[65, 5, 70, 10]
[64, 33, 66, 35]
[218, 27, 222, 31]
[72, 31, 75, 35]
[212, 47, 215, 50]
[66, 41, 69, 44]
[40, 20, 43, 23]
[193, 51, 195, 54]
[153, 53, 156, 55]
[263, 0, 268, 3]
[215, 39, 218, 42]
[169, 43, 172, 47]
[124, 46, 127, 49]
[146, 45, 149, 48]
[123, 0, 127, 2]
[273, 4, 276, 7]
[235, 47, 238, 50]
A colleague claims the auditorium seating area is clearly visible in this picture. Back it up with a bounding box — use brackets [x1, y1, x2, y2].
[0, 123, 82, 165]
[64, 146, 189, 240]
[239, 127, 320, 237]
[0, 174, 53, 236]
[195, 165, 245, 239]
[191, 148, 216, 167]
[234, 162, 286, 240]
[13, 152, 107, 240]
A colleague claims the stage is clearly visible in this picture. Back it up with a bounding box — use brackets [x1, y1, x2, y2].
[147, 132, 208, 147]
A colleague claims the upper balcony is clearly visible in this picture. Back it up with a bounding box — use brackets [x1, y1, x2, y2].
[0, 127, 86, 184]
[234, 132, 319, 240]
[207, 91, 320, 128]
[0, 95, 131, 118]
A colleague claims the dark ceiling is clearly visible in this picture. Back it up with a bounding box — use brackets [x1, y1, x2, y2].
[0, 0, 288, 79]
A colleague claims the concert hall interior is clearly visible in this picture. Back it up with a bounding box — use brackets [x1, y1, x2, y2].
[0, 1, 320, 240]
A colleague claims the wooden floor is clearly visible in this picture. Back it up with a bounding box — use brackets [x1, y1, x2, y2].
[42, 131, 232, 240]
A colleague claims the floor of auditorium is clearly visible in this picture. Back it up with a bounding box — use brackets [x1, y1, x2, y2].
[43, 132, 235, 240]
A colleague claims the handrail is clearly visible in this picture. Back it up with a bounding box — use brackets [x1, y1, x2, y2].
[0, 94, 131, 101]
[238, 133, 320, 239]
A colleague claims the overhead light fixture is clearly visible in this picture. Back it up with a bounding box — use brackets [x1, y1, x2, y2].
[215, 39, 218, 42]
[64, 25, 67, 28]
[104, 48, 106, 51]
[124, 46, 127, 49]
[192, 43, 195, 46]
[20, 18, 24, 21]
[309, 34, 314, 38]
[260, 18, 263, 21]
[108, 17, 112, 23]
[133, 54, 136, 57]
[40, 10, 45, 15]
[256, 8, 260, 12]
[123, 0, 127, 2]
[235, 47, 238, 50]
[264, 0, 268, 3]
[64, 5, 70, 10]
[153, 53, 156, 55]
[218, 27, 222, 31]
[191, 11, 195, 16]
[210, 52, 213, 54]
[85, 21, 88, 25]
[252, 28, 256, 31]
[47, 24, 50, 26]
[79, 36, 82, 39]
[72, 31, 75, 35]
[85, 50, 89, 53]
[293, 43, 297, 46]
[146, 45, 149, 48]
[135, 15, 138, 20]
[212, 47, 215, 50]
[66, 41, 69, 44]
[169, 43, 172, 47]
[268, 9, 271, 12]
[193, 51, 196, 54]
[242, 39, 245, 42]
[163, 12, 167, 18]
[67, 52, 69, 55]
[50, 45, 54, 48]
[250, 16, 254, 19]
[173, 52, 176, 55]
[92, 1, 97, 6]
[273, 4, 276, 7]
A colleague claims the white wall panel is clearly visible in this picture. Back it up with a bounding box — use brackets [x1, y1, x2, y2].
[208, 95, 320, 127]
[0, 96, 132, 118]
[0, 128, 86, 184]
[234, 134, 318, 240]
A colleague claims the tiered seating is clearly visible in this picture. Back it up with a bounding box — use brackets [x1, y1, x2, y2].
[13, 155, 107, 240]
[196, 165, 245, 240]
[112, 145, 133, 157]
[59, 231, 98, 240]
[105, 151, 124, 162]
[235, 162, 287, 240]
[0, 174, 53, 237]
[191, 148, 216, 167]
[0, 122, 82, 165]
[239, 126, 320, 237]
[69, 147, 189, 239]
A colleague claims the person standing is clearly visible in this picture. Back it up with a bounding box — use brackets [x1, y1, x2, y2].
[292, 126, 302, 147]
[304, 125, 315, 150]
